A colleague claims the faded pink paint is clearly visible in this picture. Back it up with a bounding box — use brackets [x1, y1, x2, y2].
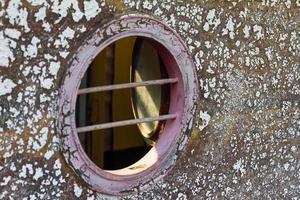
[57, 14, 198, 195]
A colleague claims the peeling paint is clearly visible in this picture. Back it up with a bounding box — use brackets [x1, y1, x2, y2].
[0, 0, 299, 199]
[0, 32, 16, 67]
[84, 0, 103, 21]
[198, 111, 211, 131]
[0, 77, 17, 96]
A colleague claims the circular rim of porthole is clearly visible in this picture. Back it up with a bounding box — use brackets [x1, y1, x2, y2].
[58, 14, 198, 195]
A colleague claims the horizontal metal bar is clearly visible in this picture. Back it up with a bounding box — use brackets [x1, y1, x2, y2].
[77, 114, 177, 133]
[78, 78, 178, 95]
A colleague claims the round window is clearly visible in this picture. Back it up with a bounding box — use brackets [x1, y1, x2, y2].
[58, 15, 198, 195]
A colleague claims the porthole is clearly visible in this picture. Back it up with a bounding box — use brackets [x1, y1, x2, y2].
[58, 15, 198, 195]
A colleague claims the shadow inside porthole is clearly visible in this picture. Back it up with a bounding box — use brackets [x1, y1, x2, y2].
[75, 36, 171, 171]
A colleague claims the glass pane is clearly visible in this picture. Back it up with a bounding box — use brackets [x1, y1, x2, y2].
[131, 39, 162, 140]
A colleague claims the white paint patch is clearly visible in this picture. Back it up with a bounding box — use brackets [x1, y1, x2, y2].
[243, 25, 251, 38]
[74, 184, 83, 197]
[40, 93, 50, 103]
[203, 23, 209, 32]
[239, 8, 249, 18]
[291, 146, 297, 152]
[203, 9, 221, 32]
[0, 32, 15, 67]
[0, 77, 17, 96]
[54, 27, 75, 48]
[285, 0, 291, 8]
[6, 0, 30, 32]
[72, 6, 84, 22]
[4, 28, 21, 39]
[35, 6, 51, 32]
[28, 127, 48, 151]
[199, 111, 211, 131]
[0, 176, 11, 186]
[207, 9, 216, 22]
[33, 167, 44, 180]
[283, 163, 290, 171]
[49, 61, 60, 76]
[51, 0, 84, 23]
[233, 159, 246, 176]
[79, 25, 87, 33]
[59, 51, 69, 58]
[22, 37, 41, 58]
[44, 149, 54, 160]
[53, 159, 62, 176]
[176, 193, 187, 200]
[256, 91, 260, 97]
[19, 164, 33, 178]
[253, 25, 264, 40]
[222, 16, 235, 39]
[35, 6, 46, 21]
[253, 25, 263, 39]
[143, 0, 157, 10]
[265, 47, 273, 61]
[87, 196, 95, 200]
[27, 0, 48, 6]
[84, 0, 102, 21]
[40, 78, 54, 89]
[10, 107, 20, 118]
[37, 127, 48, 149]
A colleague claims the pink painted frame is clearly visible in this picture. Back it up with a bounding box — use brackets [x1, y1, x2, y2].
[58, 14, 198, 195]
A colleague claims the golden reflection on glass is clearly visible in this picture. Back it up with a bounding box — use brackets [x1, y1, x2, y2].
[131, 39, 162, 143]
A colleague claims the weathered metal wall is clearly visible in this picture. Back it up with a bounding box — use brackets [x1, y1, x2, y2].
[0, 0, 299, 199]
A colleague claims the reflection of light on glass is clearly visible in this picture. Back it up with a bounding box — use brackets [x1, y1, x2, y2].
[134, 70, 160, 135]
[135, 71, 159, 113]
[132, 40, 162, 138]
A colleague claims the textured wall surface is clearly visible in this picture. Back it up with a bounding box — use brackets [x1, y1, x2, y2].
[0, 0, 299, 199]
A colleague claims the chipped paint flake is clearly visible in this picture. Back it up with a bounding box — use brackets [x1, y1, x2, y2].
[243, 25, 251, 38]
[203, 9, 221, 32]
[49, 61, 60, 76]
[54, 27, 75, 49]
[4, 28, 21, 39]
[198, 111, 211, 131]
[40, 78, 53, 89]
[51, 0, 84, 23]
[28, 127, 48, 151]
[0, 77, 17, 96]
[44, 149, 54, 160]
[22, 36, 41, 58]
[0, 1, 299, 199]
[233, 159, 246, 176]
[74, 184, 83, 197]
[6, 0, 30, 32]
[142, 0, 157, 10]
[34, 6, 51, 32]
[222, 16, 235, 39]
[33, 168, 44, 180]
[253, 24, 263, 39]
[84, 0, 102, 21]
[0, 32, 16, 67]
